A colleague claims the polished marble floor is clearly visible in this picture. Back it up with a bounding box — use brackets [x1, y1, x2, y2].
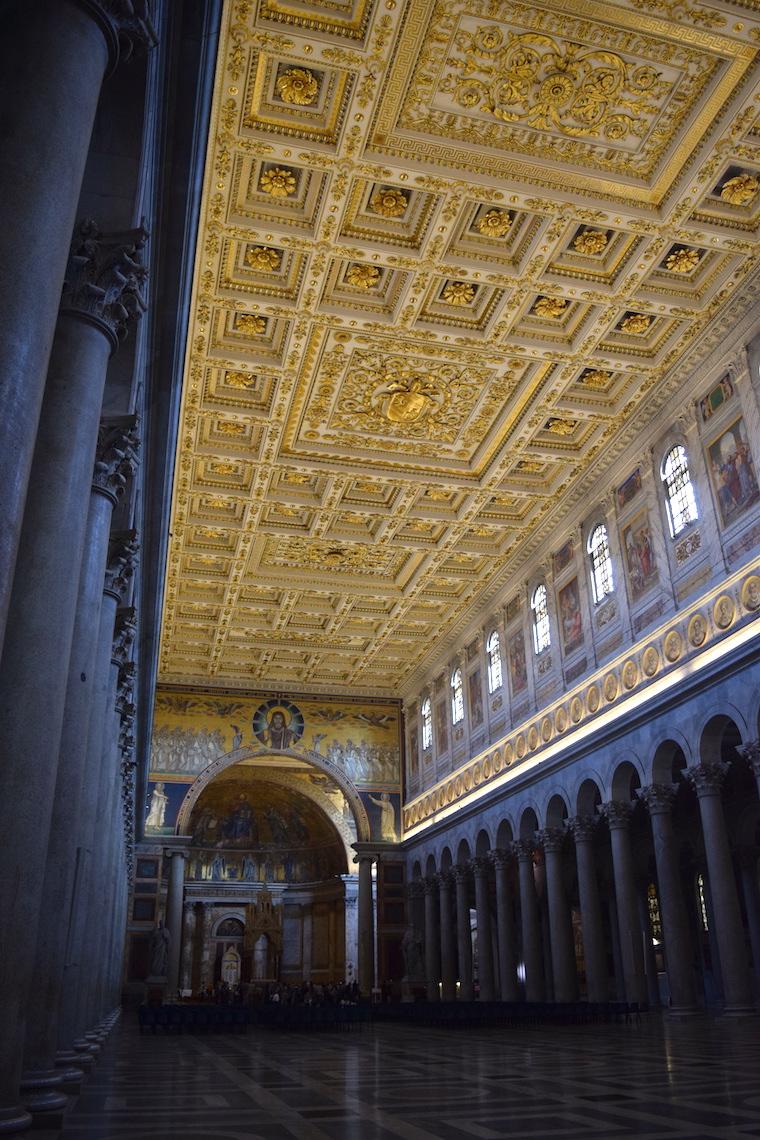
[49, 1012, 760, 1140]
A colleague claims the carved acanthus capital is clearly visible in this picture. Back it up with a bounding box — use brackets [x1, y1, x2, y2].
[490, 847, 512, 872]
[568, 815, 596, 844]
[511, 839, 535, 862]
[105, 531, 139, 602]
[452, 862, 471, 885]
[436, 870, 453, 891]
[117, 660, 136, 703]
[406, 880, 424, 901]
[739, 740, 760, 777]
[83, 0, 158, 73]
[637, 783, 677, 815]
[423, 875, 438, 896]
[598, 800, 633, 830]
[62, 220, 148, 348]
[471, 856, 492, 879]
[686, 761, 729, 798]
[113, 606, 137, 668]
[93, 416, 139, 503]
[535, 826, 566, 853]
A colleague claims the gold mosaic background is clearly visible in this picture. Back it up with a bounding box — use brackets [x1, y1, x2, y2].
[160, 0, 760, 697]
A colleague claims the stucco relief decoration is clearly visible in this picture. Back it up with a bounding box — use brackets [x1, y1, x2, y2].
[441, 280, 476, 306]
[620, 312, 651, 334]
[345, 263, 381, 288]
[665, 247, 700, 273]
[533, 295, 567, 319]
[719, 173, 759, 205]
[225, 370, 254, 389]
[369, 187, 408, 217]
[275, 66, 319, 105]
[440, 26, 670, 142]
[236, 314, 267, 336]
[476, 208, 512, 236]
[573, 228, 608, 254]
[245, 246, 282, 271]
[259, 166, 297, 197]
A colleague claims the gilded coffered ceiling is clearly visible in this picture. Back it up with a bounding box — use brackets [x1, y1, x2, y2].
[159, 0, 760, 697]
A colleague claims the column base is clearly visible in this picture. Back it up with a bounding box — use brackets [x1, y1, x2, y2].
[0, 1105, 32, 1135]
[19, 1070, 68, 1127]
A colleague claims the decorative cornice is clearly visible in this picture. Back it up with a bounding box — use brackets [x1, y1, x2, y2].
[61, 220, 148, 349]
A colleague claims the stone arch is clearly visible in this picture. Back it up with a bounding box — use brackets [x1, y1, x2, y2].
[545, 792, 569, 828]
[411, 859, 423, 881]
[495, 818, 514, 849]
[425, 853, 437, 878]
[699, 711, 747, 764]
[651, 738, 689, 785]
[575, 777, 602, 817]
[211, 911, 245, 938]
[174, 745, 371, 844]
[440, 845, 453, 871]
[456, 838, 471, 865]
[519, 806, 539, 840]
[475, 828, 491, 857]
[610, 757, 643, 801]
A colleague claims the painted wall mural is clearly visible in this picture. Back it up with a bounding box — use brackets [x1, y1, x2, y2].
[707, 416, 759, 528]
[621, 509, 658, 602]
[150, 688, 402, 786]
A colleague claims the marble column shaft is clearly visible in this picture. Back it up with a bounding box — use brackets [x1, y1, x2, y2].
[472, 859, 496, 1001]
[600, 802, 648, 1005]
[638, 785, 697, 1011]
[492, 850, 520, 1002]
[454, 865, 474, 1001]
[568, 817, 608, 1002]
[513, 842, 544, 1001]
[687, 763, 753, 1011]
[0, 1, 113, 667]
[537, 829, 577, 1002]
[357, 856, 375, 997]
[166, 852, 188, 994]
[180, 904, 197, 991]
[437, 873, 457, 1001]
[24, 423, 137, 1083]
[423, 878, 440, 1000]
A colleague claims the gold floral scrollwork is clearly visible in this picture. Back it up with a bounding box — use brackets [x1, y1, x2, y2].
[370, 370, 447, 426]
[259, 166, 298, 197]
[275, 66, 319, 106]
[719, 173, 760, 206]
[236, 314, 267, 336]
[620, 312, 651, 334]
[581, 369, 612, 389]
[476, 208, 512, 237]
[226, 370, 255, 388]
[245, 246, 282, 272]
[345, 263, 381, 289]
[369, 186, 408, 217]
[440, 27, 669, 142]
[573, 229, 609, 254]
[533, 295, 567, 319]
[545, 417, 577, 436]
[441, 280, 476, 306]
[665, 247, 700, 273]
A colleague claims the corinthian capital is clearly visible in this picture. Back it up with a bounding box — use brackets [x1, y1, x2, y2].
[511, 839, 534, 861]
[93, 416, 140, 503]
[105, 530, 139, 602]
[490, 847, 512, 871]
[739, 740, 760, 777]
[62, 220, 148, 347]
[568, 815, 596, 844]
[113, 606, 137, 667]
[637, 784, 677, 815]
[83, 1, 158, 73]
[471, 856, 491, 878]
[598, 800, 632, 830]
[686, 761, 729, 797]
[536, 826, 565, 853]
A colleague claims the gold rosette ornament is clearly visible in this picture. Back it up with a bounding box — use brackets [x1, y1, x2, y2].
[573, 229, 608, 255]
[720, 173, 759, 206]
[245, 246, 281, 272]
[236, 314, 267, 336]
[369, 187, 408, 218]
[533, 295, 567, 319]
[226, 371, 254, 389]
[345, 263, 381, 289]
[476, 208, 511, 237]
[259, 166, 297, 197]
[620, 312, 651, 335]
[275, 67, 319, 106]
[582, 369, 611, 389]
[441, 280, 476, 306]
[665, 247, 700, 274]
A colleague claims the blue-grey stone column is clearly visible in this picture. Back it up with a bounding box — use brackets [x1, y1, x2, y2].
[513, 841, 544, 1001]
[437, 872, 457, 1001]
[568, 816, 608, 1002]
[492, 849, 520, 1002]
[537, 828, 577, 1002]
[453, 865, 474, 1001]
[472, 858, 495, 1001]
[0, 223, 145, 1130]
[599, 802, 648, 1006]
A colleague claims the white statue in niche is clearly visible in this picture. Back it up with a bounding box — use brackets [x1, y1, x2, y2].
[221, 944, 241, 987]
[145, 782, 168, 830]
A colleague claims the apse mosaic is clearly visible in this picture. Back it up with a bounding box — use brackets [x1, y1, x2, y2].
[150, 687, 401, 786]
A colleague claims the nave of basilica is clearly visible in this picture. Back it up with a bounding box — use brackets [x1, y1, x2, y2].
[3, 0, 760, 1137]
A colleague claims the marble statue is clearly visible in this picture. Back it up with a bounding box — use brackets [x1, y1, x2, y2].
[145, 781, 168, 830]
[401, 925, 424, 982]
[149, 921, 170, 977]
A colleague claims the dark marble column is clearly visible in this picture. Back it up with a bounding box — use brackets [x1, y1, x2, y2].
[472, 858, 496, 1001]
[687, 763, 754, 1012]
[437, 872, 457, 1001]
[599, 802, 647, 1005]
[491, 849, 520, 1001]
[423, 877, 441, 1001]
[180, 903, 198, 993]
[568, 816, 608, 1002]
[513, 841, 544, 1001]
[737, 849, 760, 991]
[166, 852, 190, 996]
[0, 1, 152, 669]
[536, 828, 577, 1002]
[0, 225, 145, 1129]
[357, 855, 375, 997]
[453, 865, 474, 1001]
[20, 423, 137, 1105]
[637, 785, 697, 1012]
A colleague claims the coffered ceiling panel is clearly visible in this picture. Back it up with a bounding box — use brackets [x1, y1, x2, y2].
[160, 0, 760, 697]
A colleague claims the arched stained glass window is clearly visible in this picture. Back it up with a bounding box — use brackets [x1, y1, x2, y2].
[487, 630, 502, 693]
[451, 668, 464, 724]
[421, 697, 432, 750]
[531, 584, 551, 654]
[588, 523, 614, 604]
[662, 444, 698, 537]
